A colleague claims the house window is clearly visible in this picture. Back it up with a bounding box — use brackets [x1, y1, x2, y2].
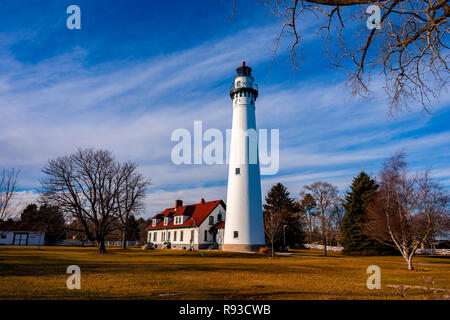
[233, 231, 239, 239]
[204, 230, 208, 241]
[180, 231, 184, 241]
[174, 231, 177, 241]
[164, 217, 168, 226]
[217, 214, 222, 222]
[168, 232, 171, 241]
[153, 232, 157, 242]
[0, 234, 6, 239]
[162, 232, 165, 241]
[209, 216, 214, 225]
[191, 230, 194, 241]
[235, 168, 240, 175]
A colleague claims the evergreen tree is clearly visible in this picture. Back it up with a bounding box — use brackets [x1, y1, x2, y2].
[21, 203, 66, 244]
[264, 183, 305, 250]
[125, 215, 140, 241]
[341, 172, 392, 255]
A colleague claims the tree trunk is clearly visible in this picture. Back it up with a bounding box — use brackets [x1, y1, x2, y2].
[407, 254, 414, 270]
[121, 228, 127, 250]
[271, 235, 274, 258]
[97, 239, 107, 254]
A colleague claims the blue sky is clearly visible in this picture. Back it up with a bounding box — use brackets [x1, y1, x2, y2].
[1, 0, 449, 218]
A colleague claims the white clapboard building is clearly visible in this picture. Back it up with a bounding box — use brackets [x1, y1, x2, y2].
[146, 199, 226, 250]
[0, 221, 45, 246]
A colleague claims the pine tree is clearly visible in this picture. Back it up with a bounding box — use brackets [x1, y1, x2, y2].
[341, 172, 392, 255]
[21, 203, 66, 244]
[264, 183, 306, 250]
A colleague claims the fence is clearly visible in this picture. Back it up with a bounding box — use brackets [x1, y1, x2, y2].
[104, 241, 142, 247]
[304, 243, 343, 252]
[305, 244, 449, 256]
[416, 248, 450, 256]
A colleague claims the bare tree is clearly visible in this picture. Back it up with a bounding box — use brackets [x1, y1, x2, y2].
[303, 181, 339, 255]
[299, 192, 317, 243]
[0, 168, 19, 221]
[40, 148, 149, 254]
[366, 152, 449, 270]
[264, 210, 284, 257]
[115, 163, 150, 249]
[238, 0, 449, 114]
[330, 195, 345, 246]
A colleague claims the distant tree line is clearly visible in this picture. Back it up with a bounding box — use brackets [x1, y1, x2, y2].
[2, 147, 449, 270]
[263, 151, 449, 270]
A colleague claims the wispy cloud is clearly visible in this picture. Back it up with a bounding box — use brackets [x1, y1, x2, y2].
[0, 18, 449, 218]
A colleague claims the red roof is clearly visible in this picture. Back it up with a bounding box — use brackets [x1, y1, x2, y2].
[147, 200, 224, 230]
[0, 220, 45, 232]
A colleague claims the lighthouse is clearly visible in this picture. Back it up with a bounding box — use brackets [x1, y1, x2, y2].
[223, 62, 266, 252]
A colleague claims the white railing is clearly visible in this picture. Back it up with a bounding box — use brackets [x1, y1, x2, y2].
[305, 244, 449, 255]
[305, 243, 343, 252]
[104, 241, 141, 247]
[416, 248, 450, 256]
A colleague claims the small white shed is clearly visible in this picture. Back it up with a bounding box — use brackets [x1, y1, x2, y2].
[0, 221, 45, 246]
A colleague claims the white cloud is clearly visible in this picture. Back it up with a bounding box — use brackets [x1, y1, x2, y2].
[0, 21, 449, 220]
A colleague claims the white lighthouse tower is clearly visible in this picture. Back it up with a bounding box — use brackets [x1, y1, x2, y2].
[223, 62, 266, 252]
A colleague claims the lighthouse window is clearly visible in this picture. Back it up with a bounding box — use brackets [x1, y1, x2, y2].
[236, 81, 241, 87]
[235, 168, 240, 175]
[233, 231, 239, 239]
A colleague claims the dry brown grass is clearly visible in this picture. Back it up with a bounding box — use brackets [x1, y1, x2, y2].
[0, 246, 448, 300]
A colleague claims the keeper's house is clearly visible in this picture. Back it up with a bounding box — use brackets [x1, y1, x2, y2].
[0, 220, 45, 246]
[147, 199, 226, 250]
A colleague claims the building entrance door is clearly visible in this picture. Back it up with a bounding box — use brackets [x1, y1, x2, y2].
[13, 233, 29, 246]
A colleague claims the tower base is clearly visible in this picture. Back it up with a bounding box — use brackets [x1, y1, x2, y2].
[222, 244, 265, 253]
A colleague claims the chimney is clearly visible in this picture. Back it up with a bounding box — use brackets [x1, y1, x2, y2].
[200, 198, 205, 204]
[175, 200, 183, 209]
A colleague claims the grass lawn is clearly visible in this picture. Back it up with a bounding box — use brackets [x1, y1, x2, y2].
[0, 246, 448, 300]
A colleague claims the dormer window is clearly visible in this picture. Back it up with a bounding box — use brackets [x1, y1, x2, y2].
[152, 219, 157, 227]
[164, 217, 169, 226]
[174, 216, 183, 225]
